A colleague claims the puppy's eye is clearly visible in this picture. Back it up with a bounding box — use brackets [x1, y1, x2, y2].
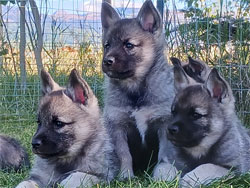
[192, 112, 202, 120]
[125, 42, 134, 49]
[54, 120, 65, 128]
[104, 42, 110, 49]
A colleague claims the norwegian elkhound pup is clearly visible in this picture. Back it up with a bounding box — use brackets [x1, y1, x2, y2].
[101, 0, 177, 180]
[167, 63, 250, 187]
[0, 135, 29, 171]
[170, 56, 211, 83]
[16, 69, 118, 188]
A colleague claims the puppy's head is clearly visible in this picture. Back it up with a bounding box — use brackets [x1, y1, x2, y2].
[101, 0, 163, 80]
[168, 67, 234, 149]
[170, 56, 211, 83]
[32, 69, 99, 159]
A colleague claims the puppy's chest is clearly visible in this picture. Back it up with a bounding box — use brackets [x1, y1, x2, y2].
[125, 85, 150, 108]
[54, 158, 84, 176]
[127, 92, 146, 108]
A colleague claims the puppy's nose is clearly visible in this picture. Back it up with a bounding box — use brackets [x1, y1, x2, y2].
[103, 57, 114, 66]
[32, 139, 42, 149]
[168, 125, 179, 135]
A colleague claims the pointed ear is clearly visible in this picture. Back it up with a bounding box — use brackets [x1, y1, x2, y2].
[136, 0, 162, 32]
[187, 56, 206, 74]
[65, 69, 93, 105]
[170, 57, 182, 67]
[101, 2, 120, 32]
[40, 69, 60, 95]
[205, 68, 229, 103]
[173, 64, 194, 91]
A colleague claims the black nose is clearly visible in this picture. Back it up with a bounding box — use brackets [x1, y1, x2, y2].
[168, 125, 179, 135]
[32, 139, 42, 149]
[103, 58, 113, 66]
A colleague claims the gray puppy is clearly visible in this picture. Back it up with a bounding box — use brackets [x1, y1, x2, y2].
[168, 63, 250, 187]
[0, 135, 29, 171]
[16, 69, 118, 188]
[101, 0, 177, 180]
[170, 56, 211, 83]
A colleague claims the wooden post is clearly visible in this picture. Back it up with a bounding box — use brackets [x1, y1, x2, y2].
[0, 4, 3, 71]
[157, 0, 164, 18]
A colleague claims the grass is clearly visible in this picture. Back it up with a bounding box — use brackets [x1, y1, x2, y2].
[0, 73, 250, 188]
[1, 121, 250, 188]
[0, 13, 249, 186]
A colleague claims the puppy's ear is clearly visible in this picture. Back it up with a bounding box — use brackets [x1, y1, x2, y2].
[40, 69, 60, 95]
[101, 2, 120, 33]
[205, 68, 230, 103]
[65, 69, 94, 105]
[187, 56, 206, 74]
[170, 57, 182, 67]
[136, 0, 162, 32]
[173, 62, 195, 91]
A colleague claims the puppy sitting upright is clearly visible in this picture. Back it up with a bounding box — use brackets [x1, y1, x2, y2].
[168, 63, 250, 187]
[101, 0, 176, 180]
[16, 69, 118, 188]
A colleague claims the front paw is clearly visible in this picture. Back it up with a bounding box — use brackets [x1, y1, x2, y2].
[180, 173, 200, 188]
[16, 180, 39, 188]
[180, 163, 230, 187]
[60, 172, 99, 188]
[153, 162, 178, 181]
[119, 169, 135, 180]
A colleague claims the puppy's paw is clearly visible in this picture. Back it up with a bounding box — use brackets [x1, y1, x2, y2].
[153, 162, 178, 181]
[180, 173, 200, 188]
[16, 180, 38, 188]
[60, 172, 99, 188]
[180, 164, 229, 188]
[119, 169, 135, 180]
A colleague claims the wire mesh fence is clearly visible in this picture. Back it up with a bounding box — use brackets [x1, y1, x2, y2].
[0, 0, 249, 130]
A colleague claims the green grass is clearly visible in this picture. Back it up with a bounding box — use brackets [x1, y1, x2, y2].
[1, 0, 249, 186]
[0, 96, 250, 188]
[0, 71, 250, 187]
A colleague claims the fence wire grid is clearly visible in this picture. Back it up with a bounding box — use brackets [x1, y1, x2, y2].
[0, 0, 249, 130]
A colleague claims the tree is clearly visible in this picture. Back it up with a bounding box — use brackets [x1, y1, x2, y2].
[18, 0, 27, 91]
[0, 1, 15, 73]
[27, 0, 44, 73]
[157, 0, 164, 18]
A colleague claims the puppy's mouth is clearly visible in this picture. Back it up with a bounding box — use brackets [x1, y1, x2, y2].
[105, 70, 134, 79]
[33, 149, 65, 158]
[167, 136, 200, 148]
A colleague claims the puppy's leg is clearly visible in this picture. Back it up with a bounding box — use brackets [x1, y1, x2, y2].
[16, 158, 51, 188]
[104, 107, 134, 180]
[153, 162, 178, 181]
[153, 127, 178, 181]
[60, 172, 100, 188]
[16, 180, 39, 188]
[181, 163, 229, 187]
[114, 128, 134, 180]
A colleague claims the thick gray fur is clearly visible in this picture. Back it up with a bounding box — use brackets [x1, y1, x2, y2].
[168, 66, 250, 187]
[16, 69, 118, 188]
[101, 0, 177, 180]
